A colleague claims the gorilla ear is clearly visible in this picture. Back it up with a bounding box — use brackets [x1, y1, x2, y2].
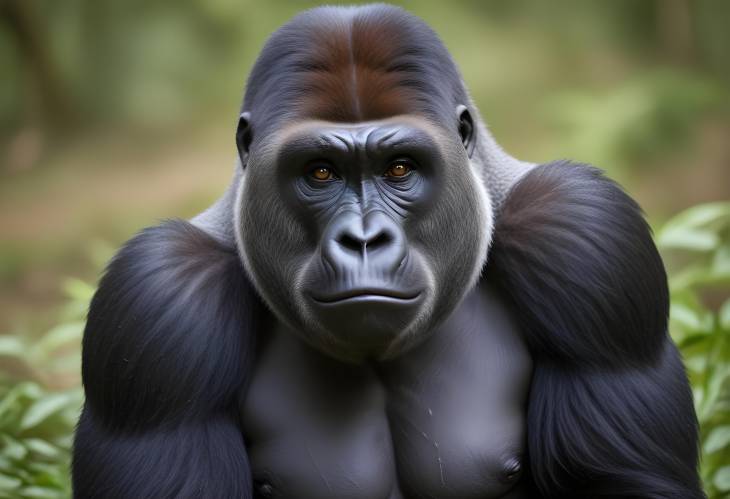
[457, 105, 475, 158]
[236, 112, 252, 167]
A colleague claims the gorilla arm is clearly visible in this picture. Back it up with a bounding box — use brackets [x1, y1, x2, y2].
[488, 162, 704, 498]
[72, 220, 256, 499]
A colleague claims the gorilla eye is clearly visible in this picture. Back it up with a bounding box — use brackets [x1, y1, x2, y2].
[384, 160, 413, 178]
[309, 165, 336, 181]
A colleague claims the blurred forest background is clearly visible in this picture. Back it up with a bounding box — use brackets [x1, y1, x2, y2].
[0, 0, 729, 497]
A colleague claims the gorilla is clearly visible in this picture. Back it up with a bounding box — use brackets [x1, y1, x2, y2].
[72, 4, 704, 499]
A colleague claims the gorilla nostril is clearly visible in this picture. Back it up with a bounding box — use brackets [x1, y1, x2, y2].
[337, 233, 363, 254]
[367, 231, 392, 251]
[336, 229, 393, 255]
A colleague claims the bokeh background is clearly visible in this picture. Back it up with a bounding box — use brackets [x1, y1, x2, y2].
[1, 0, 729, 497]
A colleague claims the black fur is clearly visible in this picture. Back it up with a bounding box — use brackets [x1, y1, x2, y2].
[489, 162, 703, 498]
[490, 161, 669, 367]
[73, 220, 257, 498]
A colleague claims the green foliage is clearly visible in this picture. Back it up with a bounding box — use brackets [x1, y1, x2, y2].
[0, 279, 88, 498]
[658, 202, 730, 497]
[0, 383, 81, 498]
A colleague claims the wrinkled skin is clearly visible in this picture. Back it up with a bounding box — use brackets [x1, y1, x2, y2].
[237, 117, 491, 362]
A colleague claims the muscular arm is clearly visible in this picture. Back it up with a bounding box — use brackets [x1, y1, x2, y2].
[72, 220, 256, 498]
[489, 162, 704, 498]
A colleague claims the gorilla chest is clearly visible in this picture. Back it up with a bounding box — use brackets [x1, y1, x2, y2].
[241, 287, 532, 499]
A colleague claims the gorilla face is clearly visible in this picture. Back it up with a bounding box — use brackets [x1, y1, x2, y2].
[237, 114, 493, 363]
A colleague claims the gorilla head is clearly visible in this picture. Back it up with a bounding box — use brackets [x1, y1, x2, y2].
[232, 5, 503, 363]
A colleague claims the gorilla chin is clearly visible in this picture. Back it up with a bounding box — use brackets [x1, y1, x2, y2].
[308, 287, 426, 361]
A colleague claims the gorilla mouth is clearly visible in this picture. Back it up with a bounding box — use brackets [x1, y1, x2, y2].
[312, 288, 422, 304]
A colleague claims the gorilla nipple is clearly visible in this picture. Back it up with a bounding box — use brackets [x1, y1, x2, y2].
[499, 456, 523, 484]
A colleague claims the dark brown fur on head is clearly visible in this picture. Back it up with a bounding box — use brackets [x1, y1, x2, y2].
[294, 9, 422, 121]
[242, 4, 469, 138]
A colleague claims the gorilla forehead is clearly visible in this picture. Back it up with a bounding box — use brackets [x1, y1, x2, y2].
[243, 4, 468, 134]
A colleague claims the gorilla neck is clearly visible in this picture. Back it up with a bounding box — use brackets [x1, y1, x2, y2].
[241, 280, 533, 499]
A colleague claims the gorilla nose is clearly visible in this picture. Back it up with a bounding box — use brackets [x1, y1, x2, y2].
[337, 224, 392, 254]
[324, 211, 406, 271]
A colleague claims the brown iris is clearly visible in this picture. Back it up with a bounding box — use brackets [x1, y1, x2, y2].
[311, 166, 334, 181]
[385, 162, 411, 177]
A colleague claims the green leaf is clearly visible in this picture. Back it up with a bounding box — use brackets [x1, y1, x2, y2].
[704, 425, 730, 454]
[52, 434, 73, 451]
[656, 226, 719, 251]
[0, 473, 21, 490]
[26, 461, 62, 477]
[664, 202, 730, 230]
[700, 365, 730, 422]
[1, 383, 43, 403]
[0, 337, 26, 358]
[1, 436, 27, 461]
[23, 439, 59, 460]
[670, 302, 713, 333]
[714, 466, 730, 491]
[20, 394, 73, 431]
[669, 264, 714, 290]
[18, 486, 62, 498]
[657, 202, 730, 252]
